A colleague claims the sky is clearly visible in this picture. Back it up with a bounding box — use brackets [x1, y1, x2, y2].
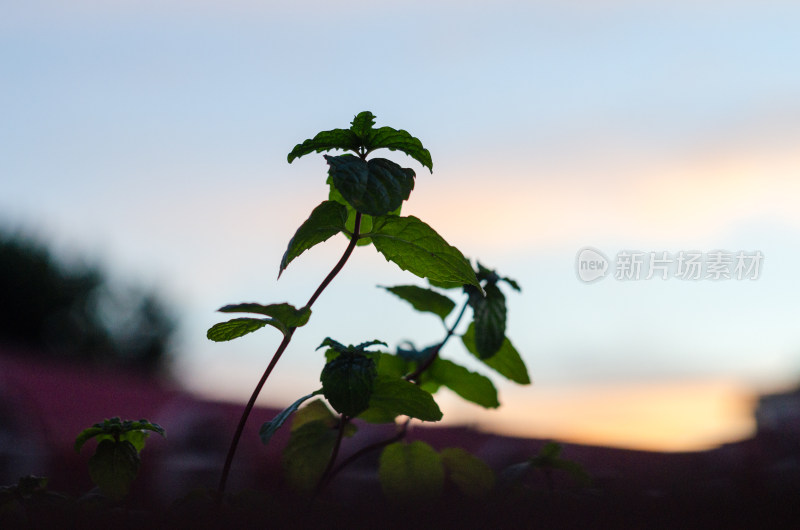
[3, 0, 800, 451]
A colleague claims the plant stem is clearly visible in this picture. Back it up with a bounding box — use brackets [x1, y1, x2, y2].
[406, 298, 470, 382]
[217, 332, 292, 495]
[323, 418, 410, 489]
[305, 221, 360, 308]
[217, 212, 363, 496]
[313, 415, 350, 497]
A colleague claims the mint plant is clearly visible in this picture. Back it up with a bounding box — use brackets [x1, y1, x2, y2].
[0, 475, 69, 527]
[207, 112, 531, 500]
[74, 417, 165, 501]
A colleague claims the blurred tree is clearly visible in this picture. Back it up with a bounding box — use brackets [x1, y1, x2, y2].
[0, 230, 175, 374]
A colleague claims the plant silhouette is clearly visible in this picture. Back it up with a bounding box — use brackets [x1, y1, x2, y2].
[208, 112, 531, 500]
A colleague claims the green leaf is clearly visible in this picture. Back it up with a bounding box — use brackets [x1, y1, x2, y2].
[317, 337, 386, 362]
[206, 318, 269, 341]
[502, 277, 521, 292]
[424, 358, 499, 408]
[396, 342, 436, 363]
[427, 277, 466, 289]
[376, 352, 410, 378]
[279, 201, 348, 275]
[320, 354, 377, 417]
[382, 285, 456, 321]
[218, 302, 312, 329]
[368, 216, 480, 288]
[317, 336, 348, 354]
[469, 282, 507, 359]
[324, 155, 415, 217]
[365, 127, 433, 172]
[536, 441, 562, 460]
[379, 441, 444, 503]
[209, 303, 311, 340]
[350, 111, 376, 140]
[468, 263, 520, 359]
[287, 111, 432, 172]
[365, 158, 416, 210]
[292, 399, 333, 429]
[91, 431, 151, 453]
[420, 380, 441, 394]
[126, 419, 165, 438]
[327, 175, 377, 246]
[259, 390, 322, 445]
[74, 427, 105, 453]
[88, 439, 140, 501]
[476, 262, 521, 292]
[282, 420, 337, 493]
[475, 262, 499, 282]
[441, 448, 495, 499]
[530, 442, 591, 486]
[282, 400, 358, 493]
[344, 339, 387, 352]
[462, 323, 530, 385]
[327, 174, 405, 248]
[74, 418, 165, 453]
[119, 430, 149, 453]
[359, 375, 442, 423]
[287, 128, 360, 163]
[316, 338, 386, 357]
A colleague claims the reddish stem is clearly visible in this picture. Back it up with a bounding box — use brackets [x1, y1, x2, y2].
[217, 212, 362, 496]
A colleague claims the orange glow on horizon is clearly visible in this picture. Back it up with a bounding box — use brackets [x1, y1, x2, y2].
[185, 361, 758, 453]
[441, 377, 757, 452]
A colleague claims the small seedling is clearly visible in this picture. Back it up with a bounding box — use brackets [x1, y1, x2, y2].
[75, 417, 165, 501]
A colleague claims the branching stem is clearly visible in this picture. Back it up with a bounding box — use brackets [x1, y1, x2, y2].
[217, 212, 363, 496]
[406, 299, 470, 382]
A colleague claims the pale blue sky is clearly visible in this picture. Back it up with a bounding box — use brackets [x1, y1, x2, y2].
[3, 1, 800, 448]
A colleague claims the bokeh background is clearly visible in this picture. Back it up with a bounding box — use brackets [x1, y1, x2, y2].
[3, 0, 800, 452]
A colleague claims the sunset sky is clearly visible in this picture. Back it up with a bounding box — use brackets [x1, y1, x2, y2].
[3, 0, 800, 451]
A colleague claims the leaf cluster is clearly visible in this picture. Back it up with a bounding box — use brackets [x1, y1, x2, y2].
[262, 259, 528, 495]
[379, 442, 495, 503]
[501, 442, 592, 491]
[287, 111, 432, 172]
[207, 303, 311, 342]
[208, 112, 533, 503]
[0, 475, 73, 526]
[74, 417, 165, 501]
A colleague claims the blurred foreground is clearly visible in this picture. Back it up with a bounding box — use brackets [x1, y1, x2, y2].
[1, 351, 798, 527]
